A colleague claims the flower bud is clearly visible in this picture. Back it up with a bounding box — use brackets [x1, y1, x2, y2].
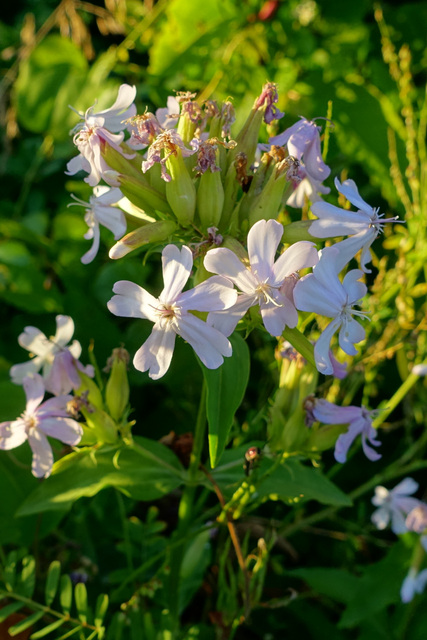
[109, 220, 178, 259]
[165, 150, 197, 226]
[76, 371, 104, 411]
[81, 406, 118, 444]
[105, 347, 130, 422]
[281, 220, 314, 243]
[117, 174, 172, 216]
[197, 170, 225, 228]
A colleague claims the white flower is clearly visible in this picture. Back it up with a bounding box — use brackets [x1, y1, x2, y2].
[68, 187, 126, 264]
[66, 85, 137, 186]
[310, 177, 403, 272]
[10, 316, 94, 395]
[204, 219, 318, 338]
[0, 374, 82, 478]
[107, 245, 238, 379]
[371, 478, 421, 534]
[293, 246, 368, 375]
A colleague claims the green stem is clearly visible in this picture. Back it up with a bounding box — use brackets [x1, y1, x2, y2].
[167, 379, 207, 635]
[373, 371, 420, 429]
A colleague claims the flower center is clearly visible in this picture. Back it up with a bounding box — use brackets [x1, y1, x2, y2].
[255, 282, 282, 307]
[155, 303, 179, 325]
[21, 411, 38, 431]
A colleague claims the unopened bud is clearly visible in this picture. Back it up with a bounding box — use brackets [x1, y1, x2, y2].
[109, 220, 178, 259]
[197, 170, 225, 228]
[165, 151, 197, 226]
[281, 220, 314, 243]
[105, 347, 130, 422]
[117, 174, 172, 216]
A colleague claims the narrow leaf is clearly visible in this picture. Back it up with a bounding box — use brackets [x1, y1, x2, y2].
[282, 326, 316, 367]
[45, 561, 61, 606]
[8, 610, 44, 636]
[20, 555, 36, 598]
[74, 582, 88, 624]
[202, 333, 250, 468]
[30, 618, 66, 638]
[94, 594, 109, 627]
[0, 601, 25, 622]
[59, 574, 72, 615]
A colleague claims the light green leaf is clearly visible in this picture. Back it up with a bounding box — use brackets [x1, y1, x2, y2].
[30, 618, 66, 639]
[20, 555, 36, 598]
[94, 594, 109, 628]
[8, 611, 44, 636]
[59, 574, 72, 616]
[202, 333, 250, 468]
[282, 327, 316, 368]
[74, 582, 88, 624]
[0, 601, 25, 623]
[45, 561, 61, 606]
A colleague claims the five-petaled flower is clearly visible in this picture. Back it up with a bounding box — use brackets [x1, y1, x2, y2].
[10, 315, 94, 396]
[107, 244, 238, 379]
[311, 398, 381, 463]
[371, 478, 422, 534]
[204, 219, 318, 338]
[0, 374, 82, 478]
[310, 177, 403, 272]
[294, 246, 368, 375]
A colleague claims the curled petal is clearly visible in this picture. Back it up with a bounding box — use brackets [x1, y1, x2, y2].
[81, 221, 100, 264]
[342, 270, 367, 304]
[314, 317, 342, 375]
[338, 318, 365, 356]
[335, 177, 372, 214]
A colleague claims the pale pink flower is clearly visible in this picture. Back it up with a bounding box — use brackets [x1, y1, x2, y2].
[66, 85, 137, 186]
[371, 478, 421, 534]
[68, 187, 126, 264]
[293, 246, 368, 375]
[310, 178, 403, 272]
[311, 398, 381, 463]
[10, 316, 94, 395]
[107, 245, 238, 379]
[269, 117, 331, 183]
[204, 219, 318, 338]
[155, 96, 180, 129]
[0, 374, 82, 478]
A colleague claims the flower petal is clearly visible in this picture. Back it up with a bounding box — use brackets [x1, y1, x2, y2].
[23, 373, 45, 413]
[312, 399, 362, 424]
[294, 274, 342, 317]
[28, 429, 54, 478]
[10, 358, 43, 384]
[18, 326, 51, 357]
[133, 324, 176, 380]
[338, 318, 365, 356]
[392, 477, 419, 497]
[272, 241, 318, 284]
[160, 245, 193, 303]
[342, 269, 367, 304]
[178, 276, 237, 312]
[260, 297, 298, 336]
[207, 295, 255, 337]
[108, 281, 158, 322]
[0, 420, 28, 449]
[55, 316, 75, 347]
[335, 177, 372, 214]
[310, 202, 371, 237]
[204, 248, 256, 294]
[247, 219, 283, 282]
[40, 417, 83, 446]
[314, 317, 342, 375]
[176, 314, 232, 369]
[81, 221, 100, 265]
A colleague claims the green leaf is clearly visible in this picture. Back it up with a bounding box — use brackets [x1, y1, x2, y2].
[94, 594, 109, 627]
[45, 561, 61, 606]
[256, 458, 352, 507]
[14, 35, 87, 134]
[59, 574, 72, 616]
[287, 567, 359, 604]
[30, 618, 66, 639]
[0, 601, 25, 622]
[8, 611, 44, 636]
[20, 555, 36, 598]
[74, 582, 88, 624]
[179, 529, 212, 614]
[17, 439, 184, 516]
[202, 333, 250, 468]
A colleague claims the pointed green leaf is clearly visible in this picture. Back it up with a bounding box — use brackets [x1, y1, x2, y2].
[282, 327, 316, 368]
[30, 618, 66, 639]
[0, 601, 25, 622]
[8, 610, 44, 636]
[20, 555, 36, 598]
[94, 594, 109, 627]
[74, 582, 88, 624]
[45, 561, 61, 606]
[202, 333, 250, 468]
[59, 574, 73, 615]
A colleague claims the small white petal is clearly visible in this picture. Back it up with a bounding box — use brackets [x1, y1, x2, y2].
[133, 325, 176, 380]
[23, 374, 45, 413]
[178, 276, 237, 313]
[272, 241, 318, 284]
[55, 316, 75, 347]
[335, 177, 372, 214]
[18, 326, 51, 357]
[39, 417, 83, 446]
[207, 295, 255, 337]
[204, 248, 256, 294]
[247, 219, 283, 282]
[108, 281, 158, 322]
[314, 317, 342, 375]
[177, 314, 232, 369]
[0, 420, 28, 449]
[28, 429, 54, 478]
[294, 274, 342, 317]
[160, 245, 193, 303]
[338, 318, 365, 356]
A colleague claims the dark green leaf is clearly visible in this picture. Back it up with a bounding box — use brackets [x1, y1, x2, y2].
[202, 333, 250, 468]
[74, 582, 88, 624]
[59, 575, 72, 616]
[20, 555, 36, 598]
[0, 601, 25, 623]
[94, 594, 109, 627]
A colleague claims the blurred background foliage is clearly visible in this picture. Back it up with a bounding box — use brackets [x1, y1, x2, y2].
[0, 1, 426, 638]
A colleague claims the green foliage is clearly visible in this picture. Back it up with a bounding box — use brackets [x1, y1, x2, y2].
[202, 332, 250, 467]
[0, 552, 108, 639]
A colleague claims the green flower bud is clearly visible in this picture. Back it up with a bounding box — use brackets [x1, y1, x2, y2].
[117, 174, 172, 216]
[81, 406, 118, 444]
[109, 220, 178, 259]
[105, 347, 130, 422]
[197, 170, 225, 228]
[76, 372, 104, 411]
[165, 151, 196, 226]
[282, 220, 316, 244]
